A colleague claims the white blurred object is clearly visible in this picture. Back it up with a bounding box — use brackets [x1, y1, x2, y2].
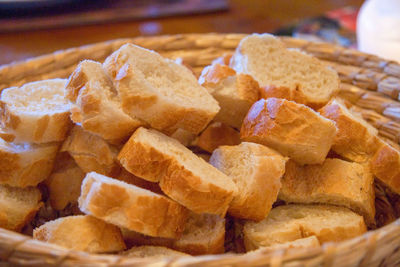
[357, 0, 400, 63]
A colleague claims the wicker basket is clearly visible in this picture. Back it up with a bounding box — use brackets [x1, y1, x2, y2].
[0, 33, 400, 267]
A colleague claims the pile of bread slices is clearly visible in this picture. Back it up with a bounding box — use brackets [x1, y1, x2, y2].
[0, 33, 399, 258]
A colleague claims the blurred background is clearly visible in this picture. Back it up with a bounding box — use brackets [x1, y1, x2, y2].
[0, 0, 393, 65]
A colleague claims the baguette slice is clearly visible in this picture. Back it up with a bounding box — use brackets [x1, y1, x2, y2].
[279, 159, 375, 226]
[0, 185, 42, 231]
[79, 172, 189, 239]
[319, 99, 380, 163]
[118, 127, 237, 216]
[103, 43, 220, 135]
[33, 215, 126, 253]
[0, 138, 59, 187]
[65, 60, 143, 142]
[61, 125, 120, 176]
[243, 204, 367, 251]
[230, 34, 339, 108]
[247, 236, 320, 254]
[210, 142, 287, 221]
[0, 79, 72, 143]
[241, 98, 337, 165]
[122, 212, 225, 255]
[196, 122, 241, 153]
[199, 63, 259, 129]
[371, 141, 400, 194]
[45, 153, 85, 211]
[122, 246, 190, 258]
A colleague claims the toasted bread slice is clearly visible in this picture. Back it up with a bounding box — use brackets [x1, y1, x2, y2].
[199, 64, 259, 129]
[122, 246, 190, 258]
[122, 212, 225, 255]
[45, 153, 85, 211]
[33, 215, 126, 253]
[0, 138, 59, 187]
[0, 79, 72, 143]
[118, 127, 237, 216]
[78, 172, 189, 239]
[371, 141, 400, 194]
[210, 142, 287, 221]
[319, 99, 380, 163]
[0, 185, 42, 231]
[61, 125, 120, 176]
[103, 43, 220, 135]
[230, 34, 339, 108]
[243, 204, 366, 251]
[196, 122, 241, 153]
[241, 98, 337, 165]
[279, 159, 375, 226]
[65, 60, 143, 143]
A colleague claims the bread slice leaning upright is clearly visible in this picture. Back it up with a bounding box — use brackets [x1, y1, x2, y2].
[79, 171, 189, 239]
[118, 127, 237, 216]
[241, 98, 337, 165]
[103, 43, 220, 135]
[229, 33, 339, 108]
[65, 60, 144, 143]
[0, 79, 72, 143]
[210, 142, 287, 221]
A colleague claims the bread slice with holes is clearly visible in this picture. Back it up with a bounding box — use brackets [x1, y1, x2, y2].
[122, 246, 190, 258]
[279, 159, 375, 226]
[241, 98, 337, 165]
[61, 125, 120, 176]
[243, 204, 367, 251]
[122, 212, 225, 255]
[196, 122, 241, 153]
[33, 215, 126, 253]
[371, 140, 400, 194]
[45, 153, 86, 211]
[319, 99, 380, 163]
[0, 138, 59, 187]
[118, 127, 237, 216]
[78, 172, 189, 239]
[210, 142, 287, 221]
[0, 185, 42, 231]
[230, 34, 339, 108]
[199, 63, 259, 129]
[103, 43, 220, 135]
[0, 79, 72, 143]
[65, 60, 144, 143]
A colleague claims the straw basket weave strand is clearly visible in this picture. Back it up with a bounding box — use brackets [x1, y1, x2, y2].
[0, 33, 400, 267]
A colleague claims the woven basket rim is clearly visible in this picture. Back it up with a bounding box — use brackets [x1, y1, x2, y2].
[0, 33, 399, 267]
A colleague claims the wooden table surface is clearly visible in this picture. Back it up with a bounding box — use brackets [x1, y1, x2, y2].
[0, 0, 364, 65]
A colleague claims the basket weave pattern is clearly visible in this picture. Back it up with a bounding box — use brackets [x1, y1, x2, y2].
[0, 33, 399, 266]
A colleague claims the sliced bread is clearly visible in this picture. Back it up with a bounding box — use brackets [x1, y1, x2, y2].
[33, 215, 126, 253]
[122, 246, 190, 258]
[122, 212, 225, 255]
[117, 127, 237, 216]
[279, 159, 375, 226]
[319, 99, 380, 163]
[243, 204, 367, 251]
[210, 142, 287, 221]
[103, 43, 220, 135]
[196, 122, 241, 153]
[241, 98, 337, 165]
[0, 79, 72, 143]
[247, 236, 320, 254]
[0, 185, 42, 231]
[45, 153, 85, 211]
[199, 63, 259, 129]
[65, 60, 143, 143]
[230, 34, 339, 108]
[78, 172, 189, 239]
[371, 141, 400, 194]
[0, 138, 59, 187]
[61, 125, 120, 176]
